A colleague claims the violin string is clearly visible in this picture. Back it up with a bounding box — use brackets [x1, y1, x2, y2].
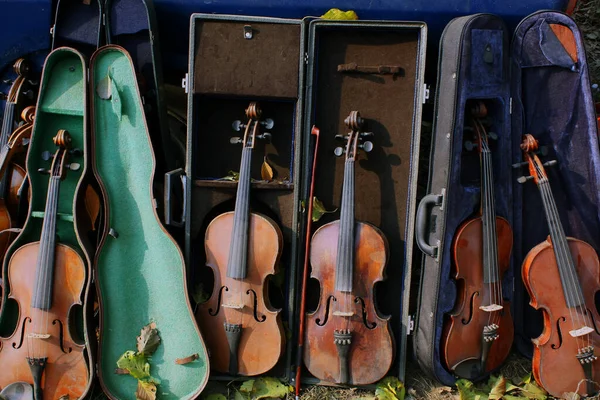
[533, 161, 585, 351]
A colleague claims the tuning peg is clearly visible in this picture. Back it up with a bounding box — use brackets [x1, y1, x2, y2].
[21, 138, 30, 147]
[360, 131, 374, 139]
[67, 163, 81, 171]
[335, 134, 346, 141]
[41, 151, 53, 161]
[464, 141, 478, 151]
[334, 147, 345, 157]
[232, 120, 246, 132]
[512, 161, 529, 169]
[517, 175, 534, 184]
[37, 168, 49, 175]
[230, 137, 243, 145]
[22, 90, 34, 100]
[488, 131, 498, 140]
[257, 132, 272, 142]
[70, 148, 82, 157]
[260, 118, 274, 129]
[2, 80, 12, 85]
[359, 141, 373, 152]
[543, 160, 557, 168]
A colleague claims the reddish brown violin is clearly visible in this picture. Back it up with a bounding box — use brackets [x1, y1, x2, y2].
[518, 134, 600, 397]
[304, 111, 394, 385]
[196, 102, 284, 376]
[0, 130, 88, 400]
[442, 102, 514, 379]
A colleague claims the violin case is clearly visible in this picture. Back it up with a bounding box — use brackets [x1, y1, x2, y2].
[90, 45, 209, 399]
[414, 11, 600, 385]
[0, 47, 95, 396]
[173, 14, 426, 383]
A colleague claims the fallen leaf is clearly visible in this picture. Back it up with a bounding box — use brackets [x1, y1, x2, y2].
[562, 392, 581, 400]
[312, 197, 337, 222]
[488, 375, 506, 400]
[261, 156, 274, 181]
[97, 72, 112, 100]
[375, 376, 405, 400]
[519, 382, 547, 400]
[455, 379, 489, 400]
[204, 395, 227, 400]
[136, 381, 157, 400]
[114, 368, 130, 375]
[116, 351, 153, 382]
[220, 170, 240, 182]
[192, 283, 209, 304]
[321, 8, 359, 20]
[251, 377, 292, 399]
[239, 380, 255, 394]
[137, 322, 160, 355]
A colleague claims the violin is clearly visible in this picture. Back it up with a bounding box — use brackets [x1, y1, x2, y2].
[195, 102, 284, 376]
[0, 130, 88, 400]
[441, 102, 514, 379]
[304, 111, 394, 385]
[518, 134, 600, 397]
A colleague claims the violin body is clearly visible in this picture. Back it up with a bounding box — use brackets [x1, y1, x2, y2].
[443, 216, 514, 375]
[0, 242, 88, 399]
[305, 220, 394, 385]
[523, 237, 600, 397]
[196, 211, 284, 375]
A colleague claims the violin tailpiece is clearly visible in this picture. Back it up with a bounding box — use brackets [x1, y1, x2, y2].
[333, 330, 352, 384]
[224, 323, 242, 376]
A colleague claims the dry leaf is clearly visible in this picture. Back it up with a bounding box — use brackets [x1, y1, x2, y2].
[261, 156, 274, 181]
[85, 185, 101, 231]
[312, 197, 338, 222]
[136, 381, 157, 400]
[137, 322, 160, 355]
[114, 368, 130, 375]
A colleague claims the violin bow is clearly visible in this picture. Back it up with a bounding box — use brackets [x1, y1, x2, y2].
[295, 125, 320, 399]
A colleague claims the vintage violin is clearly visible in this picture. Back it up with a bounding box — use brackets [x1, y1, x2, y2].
[518, 134, 600, 397]
[0, 130, 88, 400]
[195, 102, 284, 376]
[304, 111, 394, 385]
[442, 102, 514, 379]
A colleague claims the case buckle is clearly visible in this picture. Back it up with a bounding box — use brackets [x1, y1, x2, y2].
[243, 25, 253, 40]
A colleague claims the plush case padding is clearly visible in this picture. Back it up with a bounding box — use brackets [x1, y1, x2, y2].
[0, 47, 93, 395]
[510, 11, 600, 357]
[52, 0, 102, 56]
[304, 21, 425, 380]
[193, 20, 300, 98]
[91, 45, 208, 400]
[413, 14, 511, 385]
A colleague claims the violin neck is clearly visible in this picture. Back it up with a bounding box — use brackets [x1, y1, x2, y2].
[31, 176, 61, 310]
[227, 146, 253, 279]
[537, 178, 584, 307]
[0, 102, 15, 197]
[480, 145, 499, 284]
[335, 158, 355, 292]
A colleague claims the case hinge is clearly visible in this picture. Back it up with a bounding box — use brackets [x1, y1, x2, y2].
[50, 25, 55, 36]
[182, 73, 189, 94]
[509, 97, 513, 115]
[423, 83, 430, 104]
[408, 315, 415, 335]
[102, 13, 106, 26]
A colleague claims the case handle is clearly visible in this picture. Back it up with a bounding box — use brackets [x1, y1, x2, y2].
[415, 191, 444, 259]
[164, 168, 186, 228]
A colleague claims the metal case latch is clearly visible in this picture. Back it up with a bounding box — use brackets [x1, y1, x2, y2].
[243, 25, 253, 40]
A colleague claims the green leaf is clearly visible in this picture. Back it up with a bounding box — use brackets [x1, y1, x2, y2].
[519, 383, 547, 400]
[117, 351, 150, 381]
[233, 390, 249, 400]
[456, 379, 489, 400]
[137, 322, 160, 355]
[204, 395, 227, 400]
[488, 375, 506, 400]
[239, 380, 255, 394]
[375, 377, 405, 400]
[312, 197, 337, 222]
[321, 8, 359, 20]
[220, 170, 240, 181]
[251, 377, 291, 399]
[502, 395, 528, 400]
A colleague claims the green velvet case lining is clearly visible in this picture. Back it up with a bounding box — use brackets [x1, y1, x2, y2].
[0, 47, 93, 396]
[91, 46, 208, 400]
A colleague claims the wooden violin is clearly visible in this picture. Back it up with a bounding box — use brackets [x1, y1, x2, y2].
[518, 134, 600, 397]
[304, 111, 394, 385]
[442, 102, 514, 379]
[0, 130, 88, 400]
[195, 102, 284, 376]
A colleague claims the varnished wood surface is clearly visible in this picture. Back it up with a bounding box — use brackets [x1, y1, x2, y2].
[304, 221, 394, 385]
[196, 211, 285, 376]
[523, 237, 600, 397]
[443, 216, 514, 375]
[0, 243, 88, 400]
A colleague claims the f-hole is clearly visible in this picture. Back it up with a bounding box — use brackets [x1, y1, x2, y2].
[209, 286, 228, 316]
[355, 297, 377, 329]
[246, 289, 266, 322]
[552, 316, 566, 349]
[587, 307, 600, 335]
[12, 317, 31, 349]
[462, 291, 479, 324]
[53, 319, 72, 354]
[316, 296, 336, 326]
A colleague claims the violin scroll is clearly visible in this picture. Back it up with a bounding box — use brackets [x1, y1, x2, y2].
[230, 102, 273, 145]
[514, 134, 557, 185]
[334, 111, 373, 157]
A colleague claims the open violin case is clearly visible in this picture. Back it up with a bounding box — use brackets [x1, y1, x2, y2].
[172, 13, 426, 384]
[0, 47, 95, 397]
[414, 11, 600, 385]
[90, 45, 208, 399]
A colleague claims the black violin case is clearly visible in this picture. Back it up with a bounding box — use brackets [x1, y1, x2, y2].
[414, 11, 600, 385]
[170, 13, 426, 384]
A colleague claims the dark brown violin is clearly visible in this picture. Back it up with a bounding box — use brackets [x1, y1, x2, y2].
[518, 134, 600, 397]
[0, 130, 88, 400]
[442, 102, 514, 379]
[304, 111, 394, 385]
[195, 102, 284, 376]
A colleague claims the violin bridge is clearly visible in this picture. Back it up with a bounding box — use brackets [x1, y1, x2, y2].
[333, 311, 355, 317]
[479, 304, 503, 312]
[570, 326, 594, 338]
[222, 303, 244, 310]
[26, 333, 51, 340]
